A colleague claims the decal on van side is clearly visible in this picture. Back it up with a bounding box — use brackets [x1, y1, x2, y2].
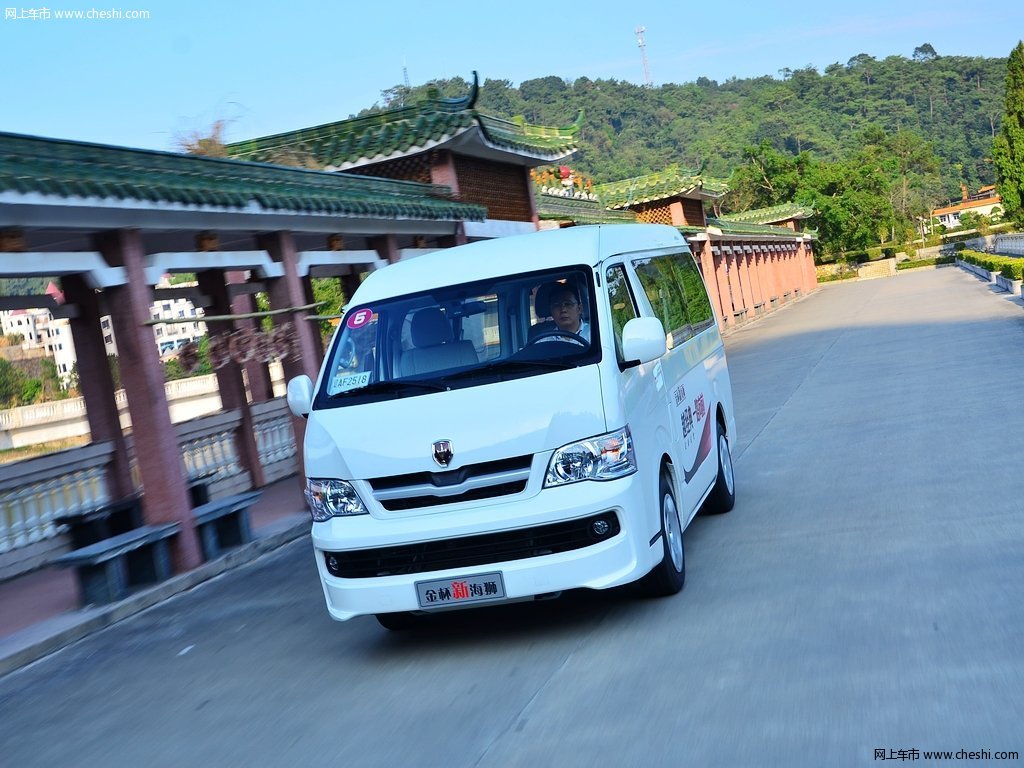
[683, 411, 714, 484]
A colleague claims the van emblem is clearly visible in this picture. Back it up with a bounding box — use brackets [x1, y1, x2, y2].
[432, 440, 454, 467]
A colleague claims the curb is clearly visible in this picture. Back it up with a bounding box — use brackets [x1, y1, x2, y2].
[0, 514, 310, 678]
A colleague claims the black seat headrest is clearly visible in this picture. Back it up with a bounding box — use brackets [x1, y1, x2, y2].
[410, 308, 453, 348]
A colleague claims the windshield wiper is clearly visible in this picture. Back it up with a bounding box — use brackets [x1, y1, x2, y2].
[327, 379, 448, 399]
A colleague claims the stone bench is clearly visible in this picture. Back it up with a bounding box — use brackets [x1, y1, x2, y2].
[55, 495, 143, 549]
[54, 523, 180, 606]
[192, 491, 261, 561]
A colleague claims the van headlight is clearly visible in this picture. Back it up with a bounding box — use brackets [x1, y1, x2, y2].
[544, 426, 637, 487]
[304, 478, 368, 521]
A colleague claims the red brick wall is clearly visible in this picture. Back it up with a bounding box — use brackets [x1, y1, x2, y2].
[453, 156, 533, 221]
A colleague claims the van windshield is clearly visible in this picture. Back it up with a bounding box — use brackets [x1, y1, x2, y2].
[313, 266, 601, 408]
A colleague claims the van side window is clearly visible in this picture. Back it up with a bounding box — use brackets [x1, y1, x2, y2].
[605, 265, 638, 363]
[675, 252, 716, 333]
[632, 254, 692, 347]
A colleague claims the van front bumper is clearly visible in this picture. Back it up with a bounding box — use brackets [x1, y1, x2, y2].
[311, 473, 659, 620]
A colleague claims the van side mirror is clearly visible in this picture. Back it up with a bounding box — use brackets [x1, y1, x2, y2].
[287, 375, 314, 418]
[621, 317, 667, 366]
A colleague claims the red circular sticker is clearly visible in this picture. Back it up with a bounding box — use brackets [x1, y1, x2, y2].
[346, 308, 373, 329]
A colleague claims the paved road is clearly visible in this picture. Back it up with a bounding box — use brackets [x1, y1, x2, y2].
[2, 267, 1023, 767]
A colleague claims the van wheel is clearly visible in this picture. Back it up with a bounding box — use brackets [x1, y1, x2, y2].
[702, 420, 736, 515]
[375, 612, 417, 631]
[641, 472, 685, 597]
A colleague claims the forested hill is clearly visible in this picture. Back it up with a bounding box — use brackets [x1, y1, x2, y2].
[371, 49, 1007, 201]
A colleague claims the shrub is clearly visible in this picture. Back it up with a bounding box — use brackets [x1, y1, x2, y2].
[959, 250, 1024, 280]
[896, 256, 954, 270]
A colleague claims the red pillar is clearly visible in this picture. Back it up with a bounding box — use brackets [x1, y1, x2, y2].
[197, 269, 266, 489]
[227, 270, 273, 402]
[524, 166, 540, 230]
[750, 247, 766, 308]
[370, 234, 401, 265]
[263, 232, 323, 488]
[697, 241, 727, 331]
[737, 248, 756, 313]
[714, 249, 733, 328]
[767, 249, 781, 304]
[802, 242, 818, 292]
[97, 230, 202, 571]
[63, 274, 134, 499]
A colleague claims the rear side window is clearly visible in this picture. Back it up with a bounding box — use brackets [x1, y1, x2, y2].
[605, 265, 638, 363]
[675, 253, 715, 333]
[632, 251, 714, 346]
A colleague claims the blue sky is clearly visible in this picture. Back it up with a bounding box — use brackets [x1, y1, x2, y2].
[2, 0, 1022, 151]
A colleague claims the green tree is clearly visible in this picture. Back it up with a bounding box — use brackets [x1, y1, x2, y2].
[0, 358, 26, 406]
[993, 42, 1024, 223]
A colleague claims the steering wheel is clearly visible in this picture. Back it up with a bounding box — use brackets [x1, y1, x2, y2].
[526, 329, 588, 347]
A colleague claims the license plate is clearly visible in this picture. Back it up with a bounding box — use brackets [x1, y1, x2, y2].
[415, 571, 506, 610]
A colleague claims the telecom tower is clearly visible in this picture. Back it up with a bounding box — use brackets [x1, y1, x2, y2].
[635, 26, 652, 87]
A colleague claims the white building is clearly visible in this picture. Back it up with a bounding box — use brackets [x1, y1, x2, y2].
[0, 276, 207, 386]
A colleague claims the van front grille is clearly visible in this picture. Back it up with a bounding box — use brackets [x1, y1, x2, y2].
[367, 454, 533, 511]
[323, 512, 621, 578]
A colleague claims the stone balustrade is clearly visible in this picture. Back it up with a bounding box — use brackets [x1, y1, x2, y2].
[252, 399, 299, 485]
[0, 441, 114, 576]
[0, 398, 299, 577]
[995, 233, 1024, 256]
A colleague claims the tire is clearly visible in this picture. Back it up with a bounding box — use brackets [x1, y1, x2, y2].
[702, 419, 736, 515]
[640, 472, 686, 597]
[375, 611, 417, 631]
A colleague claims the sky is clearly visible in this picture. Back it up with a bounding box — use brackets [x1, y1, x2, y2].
[2, 0, 1023, 152]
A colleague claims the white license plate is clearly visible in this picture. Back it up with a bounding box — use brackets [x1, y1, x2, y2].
[415, 571, 506, 610]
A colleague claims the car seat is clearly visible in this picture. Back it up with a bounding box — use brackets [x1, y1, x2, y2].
[399, 307, 478, 377]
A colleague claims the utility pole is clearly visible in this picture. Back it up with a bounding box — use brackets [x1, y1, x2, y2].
[635, 26, 652, 87]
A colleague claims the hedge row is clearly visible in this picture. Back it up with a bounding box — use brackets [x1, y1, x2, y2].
[896, 256, 955, 271]
[959, 250, 1024, 280]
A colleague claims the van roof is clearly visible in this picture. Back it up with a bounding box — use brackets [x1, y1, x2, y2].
[352, 224, 686, 304]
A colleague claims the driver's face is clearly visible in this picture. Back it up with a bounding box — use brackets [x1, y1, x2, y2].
[549, 291, 582, 333]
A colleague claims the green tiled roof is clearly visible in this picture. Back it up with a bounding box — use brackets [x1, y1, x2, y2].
[718, 203, 815, 225]
[0, 132, 486, 221]
[595, 166, 729, 209]
[537, 193, 637, 225]
[226, 73, 580, 169]
[706, 217, 802, 237]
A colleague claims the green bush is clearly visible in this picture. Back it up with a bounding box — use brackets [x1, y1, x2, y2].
[896, 256, 954, 270]
[959, 250, 1024, 280]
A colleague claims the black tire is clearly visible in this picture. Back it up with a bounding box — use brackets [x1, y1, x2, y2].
[702, 419, 736, 515]
[375, 611, 417, 631]
[640, 472, 686, 597]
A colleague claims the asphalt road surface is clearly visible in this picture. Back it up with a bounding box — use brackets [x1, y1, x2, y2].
[2, 267, 1023, 767]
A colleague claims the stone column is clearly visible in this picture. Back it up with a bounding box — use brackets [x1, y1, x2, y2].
[370, 234, 401, 265]
[197, 269, 265, 489]
[697, 241, 728, 331]
[749, 247, 766, 309]
[262, 231, 322, 488]
[226, 270, 273, 402]
[96, 230, 202, 571]
[737, 248, 756, 312]
[714, 249, 734, 327]
[62, 274, 134, 499]
[524, 166, 540, 230]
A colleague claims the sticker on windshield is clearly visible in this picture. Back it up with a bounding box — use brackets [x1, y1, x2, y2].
[347, 308, 374, 330]
[332, 371, 372, 392]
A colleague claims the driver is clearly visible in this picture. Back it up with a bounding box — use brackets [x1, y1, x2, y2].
[546, 283, 590, 343]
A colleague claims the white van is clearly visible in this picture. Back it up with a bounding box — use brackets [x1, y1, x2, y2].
[287, 224, 736, 629]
